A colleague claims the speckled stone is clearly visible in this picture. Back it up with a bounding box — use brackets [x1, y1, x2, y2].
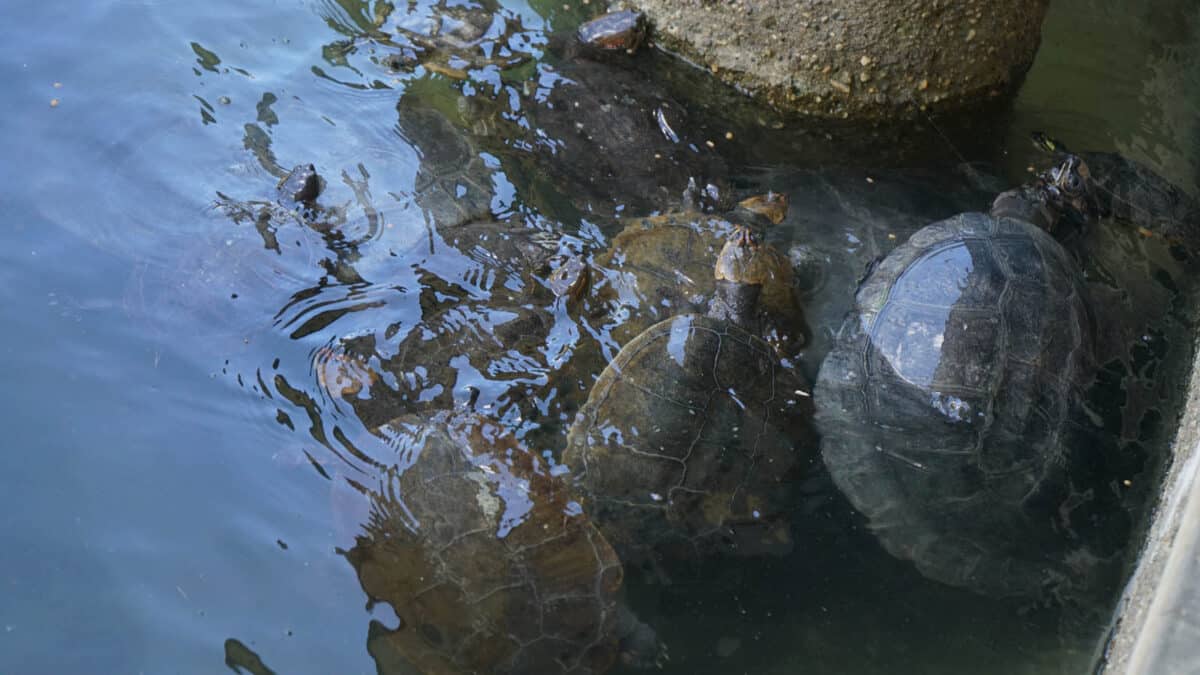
[614, 0, 1049, 120]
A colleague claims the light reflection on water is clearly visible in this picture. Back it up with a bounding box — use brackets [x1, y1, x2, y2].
[0, 0, 1198, 673]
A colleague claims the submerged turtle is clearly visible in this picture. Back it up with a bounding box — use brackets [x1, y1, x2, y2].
[585, 185, 809, 359]
[814, 157, 1130, 598]
[322, 223, 591, 431]
[369, 0, 533, 80]
[396, 94, 500, 230]
[1032, 132, 1200, 247]
[344, 411, 663, 674]
[564, 227, 818, 564]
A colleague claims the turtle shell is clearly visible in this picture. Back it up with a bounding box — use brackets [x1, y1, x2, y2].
[1078, 151, 1200, 249]
[344, 413, 628, 675]
[587, 211, 806, 356]
[814, 212, 1113, 598]
[564, 313, 817, 562]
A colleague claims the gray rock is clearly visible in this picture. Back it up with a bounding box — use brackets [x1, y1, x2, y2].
[616, 0, 1049, 120]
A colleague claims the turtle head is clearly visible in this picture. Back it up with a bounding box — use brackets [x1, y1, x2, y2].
[991, 155, 1099, 234]
[278, 164, 324, 205]
[734, 191, 790, 226]
[1036, 154, 1100, 229]
[708, 226, 770, 328]
[1031, 130, 1070, 156]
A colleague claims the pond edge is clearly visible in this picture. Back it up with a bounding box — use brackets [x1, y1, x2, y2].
[1103, 333, 1200, 672]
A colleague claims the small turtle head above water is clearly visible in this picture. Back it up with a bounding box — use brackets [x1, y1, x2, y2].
[714, 226, 777, 287]
[734, 191, 790, 226]
[709, 224, 809, 351]
[277, 164, 323, 205]
[1036, 154, 1099, 225]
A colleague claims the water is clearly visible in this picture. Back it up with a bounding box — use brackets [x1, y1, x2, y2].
[1, 1, 1197, 673]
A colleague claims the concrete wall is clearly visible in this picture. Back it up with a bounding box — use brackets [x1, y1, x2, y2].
[1104, 339, 1200, 672]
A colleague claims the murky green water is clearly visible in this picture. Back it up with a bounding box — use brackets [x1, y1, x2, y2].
[1, 1, 1197, 673]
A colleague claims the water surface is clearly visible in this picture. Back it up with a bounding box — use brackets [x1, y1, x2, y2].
[1, 1, 1198, 673]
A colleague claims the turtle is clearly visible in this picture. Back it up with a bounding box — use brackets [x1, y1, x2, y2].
[813, 156, 1132, 599]
[277, 163, 324, 205]
[1031, 131, 1200, 250]
[342, 411, 664, 674]
[314, 218, 596, 432]
[336, 0, 534, 81]
[563, 226, 818, 565]
[583, 184, 808, 361]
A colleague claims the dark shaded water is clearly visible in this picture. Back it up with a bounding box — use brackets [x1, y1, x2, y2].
[1, 1, 1198, 674]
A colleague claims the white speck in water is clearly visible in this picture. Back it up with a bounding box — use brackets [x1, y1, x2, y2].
[727, 388, 746, 410]
[649, 492, 663, 502]
[752, 510, 761, 519]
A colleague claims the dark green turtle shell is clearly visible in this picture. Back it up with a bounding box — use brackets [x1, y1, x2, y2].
[814, 212, 1114, 598]
[564, 313, 817, 563]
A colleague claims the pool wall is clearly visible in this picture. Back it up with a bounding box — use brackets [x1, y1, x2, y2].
[1104, 336, 1200, 672]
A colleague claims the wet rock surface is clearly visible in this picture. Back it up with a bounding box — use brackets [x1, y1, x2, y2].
[616, 0, 1049, 120]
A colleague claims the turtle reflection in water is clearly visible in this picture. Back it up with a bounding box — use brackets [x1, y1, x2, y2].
[565, 224, 817, 566]
[815, 156, 1134, 599]
[344, 412, 664, 675]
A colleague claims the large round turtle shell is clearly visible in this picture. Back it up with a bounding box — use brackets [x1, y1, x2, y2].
[564, 313, 817, 562]
[344, 413, 627, 675]
[815, 212, 1105, 598]
[587, 209, 806, 356]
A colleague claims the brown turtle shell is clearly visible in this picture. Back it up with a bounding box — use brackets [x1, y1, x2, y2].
[587, 208, 806, 354]
[345, 413, 627, 675]
[563, 313, 817, 564]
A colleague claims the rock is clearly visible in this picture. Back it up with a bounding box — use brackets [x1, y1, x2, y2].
[615, 0, 1049, 121]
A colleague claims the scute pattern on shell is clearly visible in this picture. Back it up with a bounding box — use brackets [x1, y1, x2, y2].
[345, 413, 626, 675]
[565, 314, 816, 563]
[815, 212, 1114, 598]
